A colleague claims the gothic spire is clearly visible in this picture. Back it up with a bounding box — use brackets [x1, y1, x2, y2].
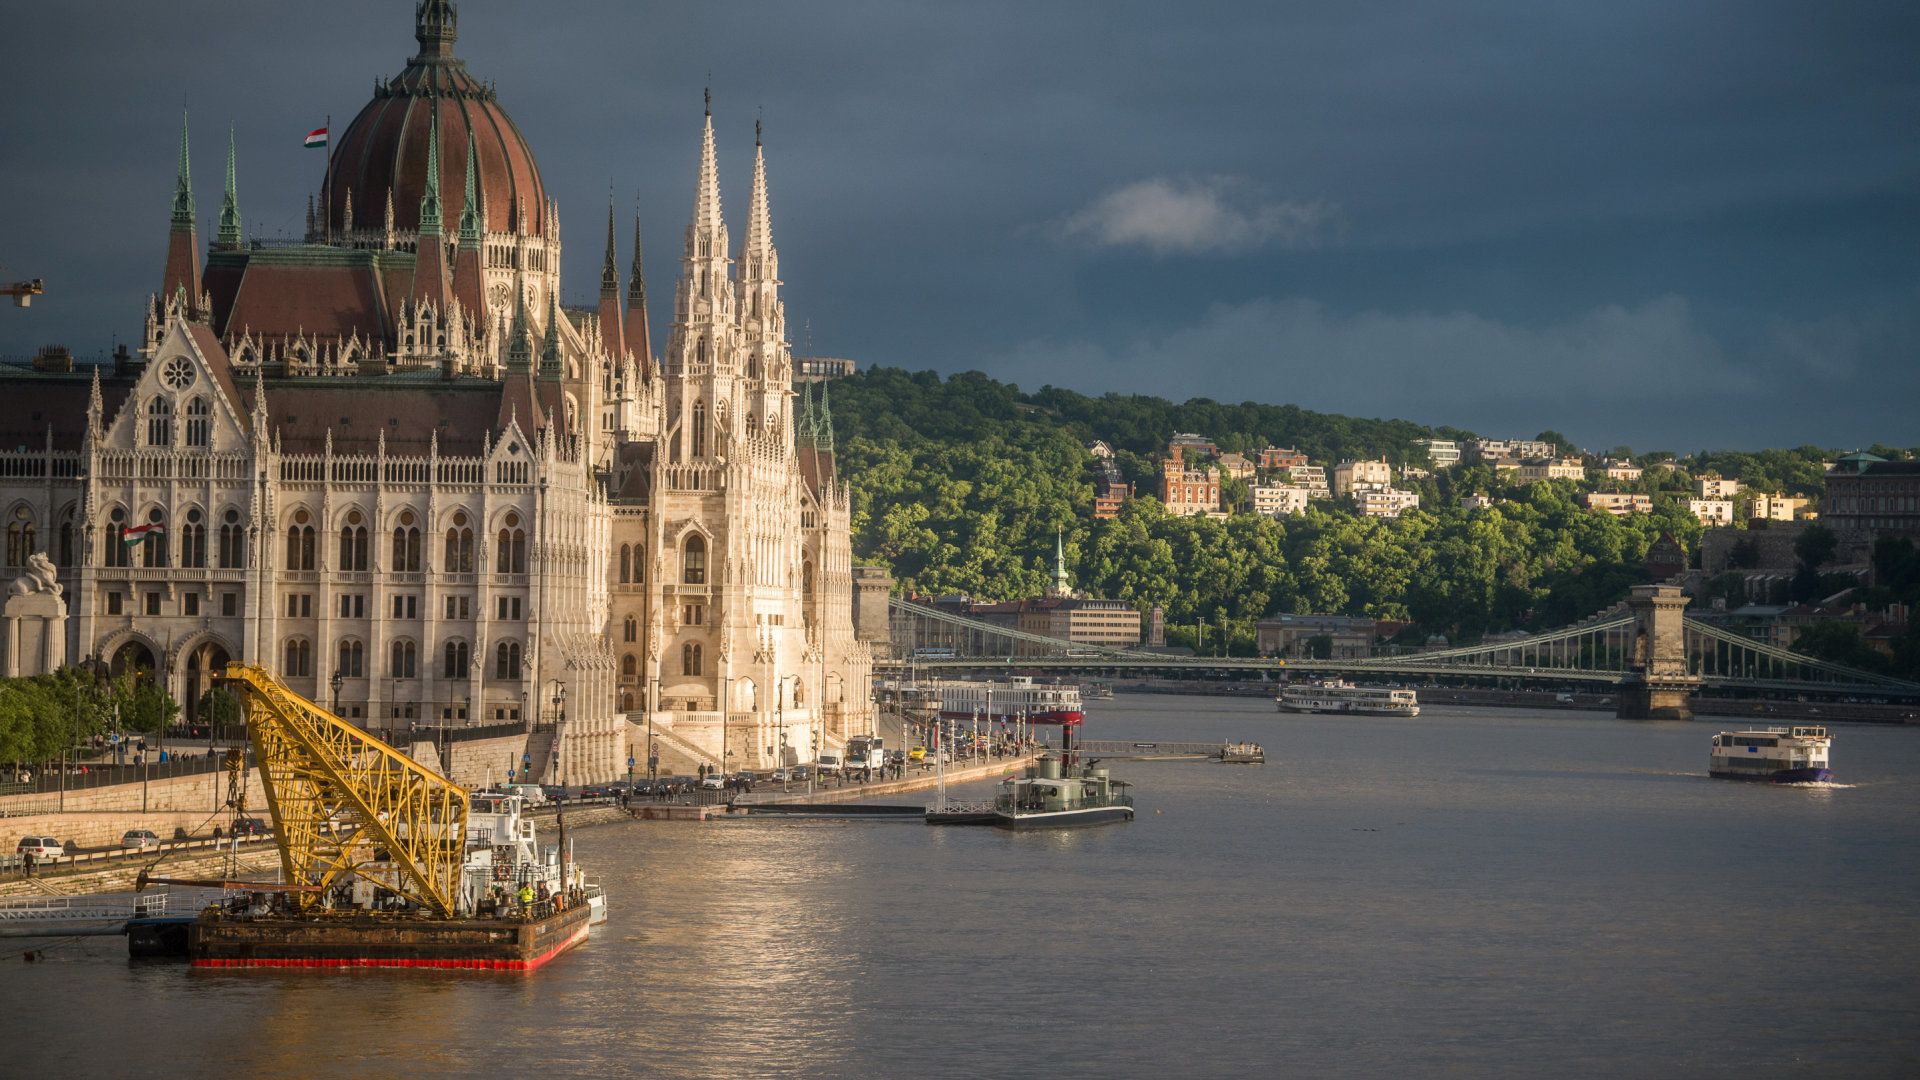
[600, 194, 619, 298]
[817, 376, 835, 450]
[539, 290, 562, 378]
[417, 109, 443, 234]
[690, 97, 724, 242]
[743, 120, 774, 267]
[170, 110, 194, 231]
[505, 277, 532, 374]
[1052, 526, 1072, 597]
[456, 134, 481, 245]
[626, 205, 651, 369]
[216, 123, 242, 249]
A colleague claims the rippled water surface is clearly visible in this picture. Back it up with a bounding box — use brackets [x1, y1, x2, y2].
[5, 697, 1918, 1078]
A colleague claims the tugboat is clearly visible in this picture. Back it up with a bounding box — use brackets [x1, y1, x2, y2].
[992, 756, 1134, 829]
[1709, 726, 1833, 783]
[1218, 741, 1265, 764]
[146, 664, 598, 971]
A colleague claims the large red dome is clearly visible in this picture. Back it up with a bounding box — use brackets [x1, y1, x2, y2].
[321, 2, 547, 239]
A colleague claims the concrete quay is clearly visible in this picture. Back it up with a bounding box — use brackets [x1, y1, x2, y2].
[734, 754, 1040, 808]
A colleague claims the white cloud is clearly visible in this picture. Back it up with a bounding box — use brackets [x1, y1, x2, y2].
[1051, 176, 1339, 255]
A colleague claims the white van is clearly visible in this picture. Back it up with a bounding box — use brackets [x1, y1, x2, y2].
[815, 754, 842, 777]
[505, 783, 548, 807]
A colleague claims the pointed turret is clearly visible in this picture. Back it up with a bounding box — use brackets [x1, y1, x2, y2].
[451, 134, 486, 323]
[626, 207, 652, 372]
[670, 92, 734, 376]
[737, 119, 785, 374]
[539, 291, 562, 380]
[1050, 526, 1073, 598]
[742, 119, 774, 271]
[411, 110, 449, 309]
[216, 124, 243, 250]
[597, 195, 626, 360]
[505, 278, 533, 374]
[86, 367, 104, 437]
[162, 110, 202, 307]
[690, 88, 724, 241]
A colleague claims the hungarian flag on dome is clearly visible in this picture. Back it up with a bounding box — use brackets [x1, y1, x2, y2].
[123, 523, 165, 549]
[304, 127, 328, 149]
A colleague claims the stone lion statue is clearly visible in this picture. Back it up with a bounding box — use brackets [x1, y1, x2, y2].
[7, 552, 60, 597]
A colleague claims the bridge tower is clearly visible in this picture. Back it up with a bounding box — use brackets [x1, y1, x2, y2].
[1617, 585, 1699, 720]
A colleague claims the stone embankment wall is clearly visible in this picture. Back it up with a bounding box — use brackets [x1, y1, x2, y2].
[0, 768, 267, 815]
[1, 810, 225, 849]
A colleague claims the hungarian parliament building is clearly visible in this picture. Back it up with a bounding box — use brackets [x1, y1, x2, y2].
[0, 2, 883, 782]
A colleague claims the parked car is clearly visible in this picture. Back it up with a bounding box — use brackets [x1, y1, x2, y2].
[605, 781, 635, 796]
[770, 768, 791, 783]
[908, 746, 927, 762]
[120, 829, 161, 850]
[578, 785, 613, 799]
[698, 773, 726, 790]
[540, 784, 568, 802]
[664, 776, 697, 795]
[16, 836, 63, 860]
[232, 817, 270, 837]
[790, 766, 813, 782]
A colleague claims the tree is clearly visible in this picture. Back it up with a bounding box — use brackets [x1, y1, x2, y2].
[1790, 622, 1887, 674]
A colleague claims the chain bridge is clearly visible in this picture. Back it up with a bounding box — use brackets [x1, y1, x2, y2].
[881, 587, 1920, 720]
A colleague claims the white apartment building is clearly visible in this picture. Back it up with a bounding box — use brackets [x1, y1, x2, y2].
[1413, 439, 1460, 468]
[1358, 489, 1420, 518]
[1584, 492, 1653, 516]
[1333, 459, 1393, 496]
[1689, 499, 1737, 527]
[1697, 477, 1743, 499]
[1251, 484, 1312, 517]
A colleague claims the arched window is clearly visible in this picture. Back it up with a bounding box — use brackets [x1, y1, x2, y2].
[283, 638, 312, 678]
[140, 508, 168, 569]
[623, 615, 637, 642]
[177, 508, 206, 568]
[184, 396, 211, 447]
[496, 512, 525, 575]
[285, 509, 315, 570]
[495, 640, 522, 679]
[4, 506, 33, 567]
[105, 507, 129, 568]
[338, 510, 368, 571]
[691, 401, 707, 458]
[621, 653, 637, 678]
[337, 639, 364, 678]
[145, 398, 173, 446]
[391, 510, 421, 571]
[681, 642, 703, 676]
[57, 513, 74, 567]
[618, 544, 630, 584]
[632, 542, 645, 582]
[443, 639, 470, 679]
[217, 508, 246, 568]
[390, 639, 417, 679]
[444, 511, 473, 572]
[683, 534, 707, 585]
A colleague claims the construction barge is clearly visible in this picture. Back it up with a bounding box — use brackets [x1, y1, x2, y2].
[147, 664, 599, 972]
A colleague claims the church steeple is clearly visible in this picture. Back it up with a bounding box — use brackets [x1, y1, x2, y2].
[216, 124, 242, 250]
[162, 109, 202, 308]
[597, 195, 626, 361]
[626, 207, 652, 371]
[411, 111, 449, 309]
[417, 110, 443, 235]
[451, 134, 485, 323]
[737, 119, 785, 377]
[1049, 526, 1073, 598]
[670, 92, 734, 375]
[539, 290, 562, 380]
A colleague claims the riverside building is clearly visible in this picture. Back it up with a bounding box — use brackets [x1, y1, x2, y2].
[0, 3, 875, 780]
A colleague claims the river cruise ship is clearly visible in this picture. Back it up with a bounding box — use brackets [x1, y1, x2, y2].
[936, 676, 1083, 725]
[1709, 726, 1833, 783]
[1276, 680, 1420, 717]
[993, 756, 1134, 829]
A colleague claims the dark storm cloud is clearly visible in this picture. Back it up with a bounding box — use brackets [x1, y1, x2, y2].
[1, 0, 1915, 450]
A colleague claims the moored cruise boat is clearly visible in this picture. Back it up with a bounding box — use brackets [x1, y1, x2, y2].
[936, 676, 1083, 725]
[1709, 726, 1833, 783]
[993, 756, 1134, 830]
[1276, 679, 1420, 717]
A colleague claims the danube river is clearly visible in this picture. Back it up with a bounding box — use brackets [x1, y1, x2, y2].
[6, 697, 1918, 1078]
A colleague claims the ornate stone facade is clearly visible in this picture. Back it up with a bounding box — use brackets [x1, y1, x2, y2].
[0, 3, 871, 781]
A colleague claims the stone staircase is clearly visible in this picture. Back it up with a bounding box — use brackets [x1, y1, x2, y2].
[626, 721, 718, 777]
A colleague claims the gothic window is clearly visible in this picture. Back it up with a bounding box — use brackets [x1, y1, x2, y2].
[496, 511, 526, 575]
[57, 513, 74, 567]
[218, 508, 246, 568]
[392, 509, 422, 571]
[691, 401, 707, 458]
[4, 506, 32, 567]
[146, 398, 173, 447]
[681, 642, 702, 677]
[618, 543, 630, 584]
[682, 534, 707, 585]
[141, 508, 168, 569]
[185, 397, 211, 447]
[337, 639, 365, 678]
[495, 641, 522, 679]
[621, 653, 637, 678]
[285, 509, 316, 571]
[161, 355, 195, 390]
[795, 682, 804, 707]
[338, 510, 369, 571]
[633, 543, 645, 582]
[623, 615, 637, 642]
[444, 511, 474, 572]
[443, 639, 470, 679]
[283, 638, 312, 678]
[180, 508, 207, 568]
[105, 507, 129, 568]
[391, 639, 417, 679]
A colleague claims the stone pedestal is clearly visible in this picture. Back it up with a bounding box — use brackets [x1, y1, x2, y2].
[2, 589, 66, 678]
[1616, 679, 1695, 721]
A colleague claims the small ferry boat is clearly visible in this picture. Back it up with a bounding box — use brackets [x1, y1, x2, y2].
[1277, 679, 1420, 717]
[1709, 726, 1833, 783]
[1218, 741, 1265, 764]
[936, 676, 1084, 726]
[992, 756, 1134, 830]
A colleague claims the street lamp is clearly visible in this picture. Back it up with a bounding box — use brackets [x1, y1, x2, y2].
[548, 680, 567, 787]
[647, 676, 660, 785]
[329, 668, 344, 717]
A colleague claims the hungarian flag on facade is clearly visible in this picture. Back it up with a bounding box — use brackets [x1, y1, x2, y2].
[304, 127, 328, 149]
[123, 523, 166, 549]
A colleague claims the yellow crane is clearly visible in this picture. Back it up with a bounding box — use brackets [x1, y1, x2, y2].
[213, 663, 470, 917]
[2, 278, 44, 308]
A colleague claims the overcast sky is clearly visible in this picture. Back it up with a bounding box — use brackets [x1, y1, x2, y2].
[2, 1, 1915, 452]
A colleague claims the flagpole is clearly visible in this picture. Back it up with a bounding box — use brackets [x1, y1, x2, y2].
[322, 113, 333, 244]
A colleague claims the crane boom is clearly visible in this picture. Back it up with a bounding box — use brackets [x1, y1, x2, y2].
[2, 278, 45, 307]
